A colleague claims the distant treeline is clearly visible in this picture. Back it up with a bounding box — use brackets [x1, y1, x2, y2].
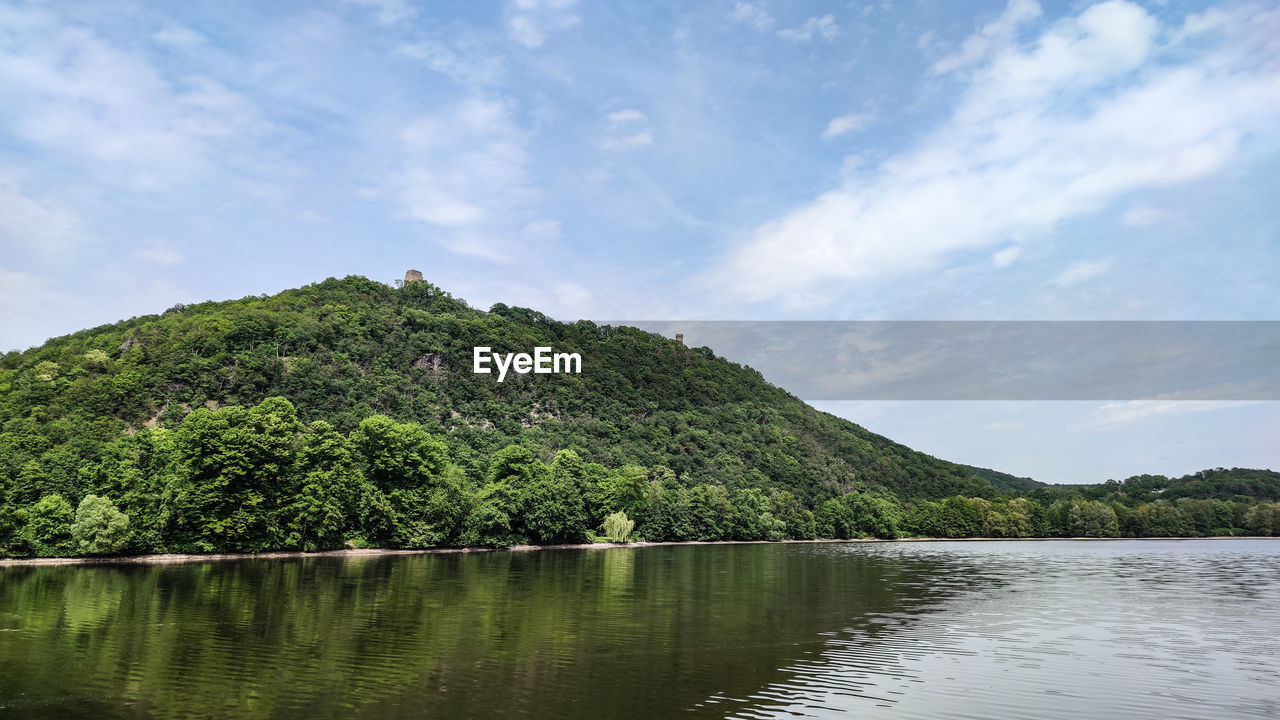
[3, 396, 1277, 558]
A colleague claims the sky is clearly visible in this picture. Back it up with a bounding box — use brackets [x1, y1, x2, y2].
[1, 0, 1277, 483]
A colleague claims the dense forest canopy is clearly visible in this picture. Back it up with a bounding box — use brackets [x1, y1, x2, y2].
[2, 275, 1277, 557]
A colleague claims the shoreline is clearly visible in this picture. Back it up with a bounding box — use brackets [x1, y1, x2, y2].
[0, 535, 1273, 568]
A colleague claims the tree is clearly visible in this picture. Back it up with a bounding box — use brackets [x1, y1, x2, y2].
[590, 463, 649, 524]
[638, 474, 681, 542]
[1244, 503, 1278, 536]
[550, 449, 590, 497]
[939, 497, 982, 537]
[846, 493, 901, 539]
[285, 421, 358, 551]
[769, 489, 815, 540]
[90, 428, 177, 552]
[904, 500, 947, 538]
[1134, 500, 1189, 537]
[71, 494, 130, 555]
[677, 485, 731, 541]
[16, 494, 74, 556]
[351, 415, 452, 547]
[468, 446, 588, 545]
[469, 445, 542, 546]
[401, 465, 473, 548]
[817, 498, 853, 539]
[601, 511, 635, 543]
[518, 452, 588, 545]
[817, 492, 900, 539]
[467, 481, 520, 547]
[171, 397, 302, 552]
[1066, 500, 1119, 537]
[351, 415, 448, 492]
[726, 488, 770, 540]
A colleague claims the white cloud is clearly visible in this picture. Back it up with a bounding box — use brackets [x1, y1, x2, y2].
[151, 23, 207, 49]
[175, 77, 266, 139]
[916, 30, 945, 53]
[0, 178, 81, 254]
[1120, 203, 1170, 228]
[393, 96, 543, 258]
[1079, 400, 1258, 430]
[506, 0, 580, 49]
[778, 15, 839, 42]
[599, 107, 654, 150]
[954, 0, 1159, 121]
[606, 109, 648, 125]
[0, 6, 271, 189]
[709, 1, 1280, 304]
[1170, 6, 1233, 42]
[930, 0, 1043, 75]
[397, 41, 505, 86]
[0, 267, 70, 351]
[599, 131, 653, 150]
[132, 242, 184, 266]
[822, 111, 874, 139]
[340, 0, 416, 26]
[992, 246, 1021, 268]
[553, 282, 593, 316]
[1051, 258, 1111, 287]
[432, 230, 516, 262]
[523, 219, 562, 242]
[730, 2, 773, 31]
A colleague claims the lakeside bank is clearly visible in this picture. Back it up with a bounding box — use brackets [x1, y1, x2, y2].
[1, 535, 1272, 567]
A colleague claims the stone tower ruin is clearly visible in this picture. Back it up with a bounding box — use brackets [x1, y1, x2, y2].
[404, 269, 424, 284]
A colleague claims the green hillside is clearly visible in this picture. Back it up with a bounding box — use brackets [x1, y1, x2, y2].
[1037, 468, 1280, 505]
[959, 465, 1045, 494]
[1, 275, 1277, 557]
[0, 275, 995, 499]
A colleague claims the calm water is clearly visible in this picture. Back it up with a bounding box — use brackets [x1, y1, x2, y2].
[1, 540, 1277, 719]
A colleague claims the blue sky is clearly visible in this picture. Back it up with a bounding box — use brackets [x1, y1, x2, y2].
[1, 0, 1277, 482]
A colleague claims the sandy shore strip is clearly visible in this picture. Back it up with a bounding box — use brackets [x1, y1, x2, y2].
[0, 535, 1272, 568]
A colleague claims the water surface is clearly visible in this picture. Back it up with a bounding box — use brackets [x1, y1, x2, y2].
[1, 540, 1276, 719]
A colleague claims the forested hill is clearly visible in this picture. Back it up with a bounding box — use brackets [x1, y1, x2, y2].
[3, 276, 1277, 557]
[959, 465, 1045, 494]
[0, 275, 993, 505]
[1038, 468, 1280, 505]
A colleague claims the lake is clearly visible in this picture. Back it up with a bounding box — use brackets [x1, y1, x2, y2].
[1, 540, 1277, 719]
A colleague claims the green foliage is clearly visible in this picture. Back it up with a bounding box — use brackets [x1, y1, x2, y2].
[768, 489, 816, 540]
[1066, 499, 1120, 538]
[1244, 503, 1279, 536]
[286, 421, 358, 551]
[676, 485, 731, 541]
[71, 494, 131, 555]
[520, 468, 588, 544]
[816, 492, 901, 539]
[1, 274, 1275, 556]
[17, 494, 74, 556]
[407, 464, 473, 548]
[902, 497, 985, 538]
[169, 397, 302, 552]
[468, 481, 521, 547]
[589, 463, 648, 524]
[351, 414, 459, 548]
[601, 512, 635, 543]
[476, 445, 588, 545]
[351, 415, 448, 492]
